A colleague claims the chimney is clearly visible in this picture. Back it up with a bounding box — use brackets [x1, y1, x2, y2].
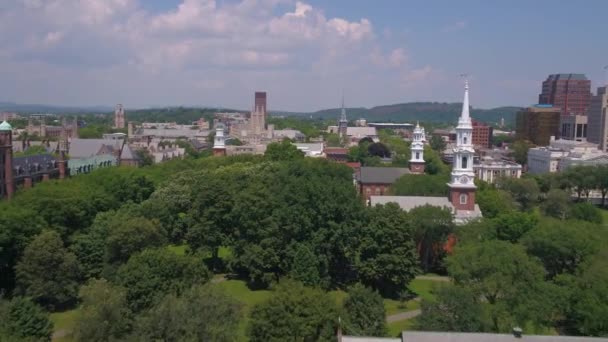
[513, 327, 523, 338]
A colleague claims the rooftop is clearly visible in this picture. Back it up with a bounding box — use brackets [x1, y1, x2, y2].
[0, 121, 12, 131]
[547, 73, 588, 81]
[357, 167, 410, 184]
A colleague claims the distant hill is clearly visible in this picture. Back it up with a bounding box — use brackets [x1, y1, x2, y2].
[276, 102, 522, 126]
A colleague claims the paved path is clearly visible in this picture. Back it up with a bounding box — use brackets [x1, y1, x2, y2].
[387, 309, 422, 322]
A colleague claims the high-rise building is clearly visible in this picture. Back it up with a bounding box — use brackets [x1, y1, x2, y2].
[254, 92, 267, 116]
[448, 80, 477, 211]
[0, 121, 14, 199]
[587, 86, 608, 151]
[409, 122, 426, 173]
[560, 114, 588, 142]
[516, 105, 561, 146]
[538, 74, 592, 115]
[472, 120, 493, 148]
[114, 104, 126, 129]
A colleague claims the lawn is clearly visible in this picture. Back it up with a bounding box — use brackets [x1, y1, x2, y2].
[407, 278, 439, 303]
[50, 309, 79, 342]
[601, 209, 608, 226]
[388, 317, 417, 336]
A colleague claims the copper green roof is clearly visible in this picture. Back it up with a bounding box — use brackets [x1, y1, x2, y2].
[0, 121, 12, 131]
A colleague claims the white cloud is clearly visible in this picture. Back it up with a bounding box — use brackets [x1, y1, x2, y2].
[0, 0, 439, 110]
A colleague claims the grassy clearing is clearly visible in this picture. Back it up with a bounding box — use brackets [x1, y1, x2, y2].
[388, 317, 417, 336]
[50, 309, 79, 342]
[408, 278, 439, 303]
[601, 209, 608, 226]
[384, 298, 420, 315]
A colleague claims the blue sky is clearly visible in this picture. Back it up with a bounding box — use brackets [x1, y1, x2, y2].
[0, 0, 606, 111]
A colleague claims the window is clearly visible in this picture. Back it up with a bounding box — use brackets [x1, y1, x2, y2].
[462, 156, 468, 169]
[416, 152, 420, 160]
[460, 193, 468, 205]
[463, 136, 467, 144]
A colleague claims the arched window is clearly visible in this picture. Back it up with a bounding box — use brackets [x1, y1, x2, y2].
[462, 156, 468, 169]
[460, 193, 468, 205]
[416, 152, 420, 160]
[463, 136, 468, 144]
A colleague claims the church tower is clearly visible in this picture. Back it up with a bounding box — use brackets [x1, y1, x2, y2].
[213, 124, 227, 157]
[338, 96, 348, 139]
[0, 121, 14, 199]
[409, 121, 426, 173]
[448, 79, 476, 211]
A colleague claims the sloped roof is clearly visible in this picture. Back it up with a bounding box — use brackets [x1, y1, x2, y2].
[69, 139, 121, 159]
[357, 167, 410, 184]
[401, 331, 608, 342]
[120, 144, 139, 161]
[0, 121, 12, 131]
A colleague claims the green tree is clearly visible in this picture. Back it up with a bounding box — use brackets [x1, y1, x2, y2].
[594, 165, 608, 207]
[105, 217, 166, 264]
[447, 240, 549, 332]
[357, 203, 419, 296]
[521, 218, 601, 278]
[0, 297, 53, 342]
[248, 280, 338, 342]
[390, 174, 449, 197]
[367, 142, 391, 158]
[343, 283, 387, 336]
[541, 189, 571, 220]
[476, 187, 515, 219]
[429, 135, 446, 152]
[265, 140, 304, 161]
[289, 244, 322, 287]
[410, 205, 454, 273]
[497, 177, 539, 210]
[131, 285, 243, 342]
[511, 140, 531, 165]
[325, 132, 342, 147]
[569, 202, 602, 224]
[73, 279, 132, 342]
[417, 285, 484, 332]
[15, 231, 80, 309]
[491, 211, 537, 243]
[116, 248, 211, 312]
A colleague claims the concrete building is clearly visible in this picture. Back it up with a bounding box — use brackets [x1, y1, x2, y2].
[539, 73, 592, 115]
[587, 86, 608, 151]
[254, 91, 267, 120]
[474, 156, 522, 183]
[560, 114, 587, 142]
[516, 105, 561, 146]
[26, 116, 78, 139]
[273, 129, 305, 142]
[114, 104, 126, 129]
[527, 138, 606, 174]
[294, 143, 324, 157]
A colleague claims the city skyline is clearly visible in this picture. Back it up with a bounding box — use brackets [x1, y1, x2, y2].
[1, 0, 607, 111]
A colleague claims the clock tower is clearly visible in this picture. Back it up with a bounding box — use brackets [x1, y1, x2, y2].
[409, 121, 426, 174]
[448, 80, 476, 211]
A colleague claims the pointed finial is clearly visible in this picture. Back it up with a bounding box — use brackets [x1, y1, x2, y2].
[416, 120, 420, 128]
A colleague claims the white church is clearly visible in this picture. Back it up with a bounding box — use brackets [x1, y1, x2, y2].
[370, 80, 483, 224]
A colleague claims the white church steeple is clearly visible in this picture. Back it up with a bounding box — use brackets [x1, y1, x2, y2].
[409, 121, 426, 173]
[448, 78, 477, 211]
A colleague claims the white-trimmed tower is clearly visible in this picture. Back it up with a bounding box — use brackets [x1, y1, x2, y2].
[213, 124, 226, 157]
[448, 79, 477, 211]
[338, 96, 348, 139]
[409, 121, 426, 173]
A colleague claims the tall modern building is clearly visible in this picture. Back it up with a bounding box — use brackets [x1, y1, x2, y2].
[516, 105, 561, 146]
[538, 74, 592, 115]
[254, 92, 267, 115]
[471, 120, 493, 148]
[114, 104, 126, 129]
[587, 86, 608, 151]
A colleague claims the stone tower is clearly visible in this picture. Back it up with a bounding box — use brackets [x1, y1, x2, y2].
[114, 104, 126, 129]
[448, 79, 477, 211]
[0, 121, 14, 199]
[409, 121, 426, 173]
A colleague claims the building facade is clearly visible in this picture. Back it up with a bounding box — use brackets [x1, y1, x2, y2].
[587, 86, 608, 151]
[355, 167, 410, 200]
[472, 120, 493, 148]
[474, 156, 522, 183]
[255, 92, 267, 119]
[527, 139, 606, 174]
[213, 125, 226, 157]
[516, 105, 561, 146]
[538, 73, 592, 115]
[0, 121, 14, 199]
[560, 114, 587, 142]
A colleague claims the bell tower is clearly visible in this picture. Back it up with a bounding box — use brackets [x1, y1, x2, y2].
[409, 121, 426, 173]
[213, 124, 227, 157]
[448, 79, 476, 211]
[0, 121, 14, 199]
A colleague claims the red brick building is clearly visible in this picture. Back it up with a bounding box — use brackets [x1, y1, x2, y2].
[355, 167, 410, 200]
[539, 74, 592, 115]
[472, 120, 493, 148]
